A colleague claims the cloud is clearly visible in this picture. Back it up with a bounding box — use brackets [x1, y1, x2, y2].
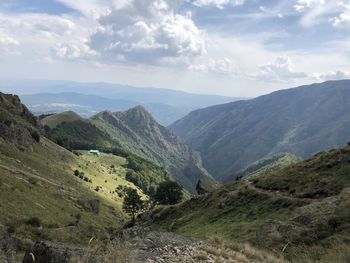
[294, 0, 325, 12]
[0, 12, 97, 61]
[0, 31, 20, 55]
[331, 2, 350, 27]
[191, 0, 245, 9]
[89, 0, 206, 65]
[189, 57, 237, 74]
[0, 32, 19, 46]
[253, 56, 307, 82]
[313, 70, 350, 80]
[294, 0, 350, 27]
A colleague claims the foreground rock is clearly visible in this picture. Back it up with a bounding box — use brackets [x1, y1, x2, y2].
[22, 241, 86, 263]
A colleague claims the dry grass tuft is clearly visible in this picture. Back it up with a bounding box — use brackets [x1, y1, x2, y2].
[71, 238, 135, 263]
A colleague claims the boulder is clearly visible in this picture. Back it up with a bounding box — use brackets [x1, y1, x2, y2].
[22, 241, 73, 263]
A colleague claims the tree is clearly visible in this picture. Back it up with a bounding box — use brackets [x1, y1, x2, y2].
[154, 181, 183, 205]
[123, 188, 143, 224]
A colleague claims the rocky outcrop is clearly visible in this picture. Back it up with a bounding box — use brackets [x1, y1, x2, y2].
[22, 241, 85, 263]
[0, 92, 40, 147]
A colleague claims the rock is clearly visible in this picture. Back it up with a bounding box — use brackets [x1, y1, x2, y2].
[22, 241, 73, 263]
[22, 241, 92, 263]
[0, 233, 16, 263]
[77, 199, 100, 214]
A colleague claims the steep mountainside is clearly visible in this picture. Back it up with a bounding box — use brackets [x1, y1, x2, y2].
[139, 145, 350, 262]
[0, 92, 151, 253]
[91, 106, 213, 193]
[170, 80, 350, 180]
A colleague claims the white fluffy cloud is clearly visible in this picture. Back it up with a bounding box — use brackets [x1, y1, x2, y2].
[331, 2, 350, 27]
[294, 0, 350, 27]
[189, 57, 237, 74]
[88, 0, 206, 65]
[294, 0, 325, 12]
[253, 56, 307, 82]
[192, 0, 245, 9]
[313, 70, 350, 80]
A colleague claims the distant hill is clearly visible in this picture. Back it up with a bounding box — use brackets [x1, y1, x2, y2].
[1, 80, 244, 126]
[41, 111, 83, 129]
[139, 145, 350, 262]
[170, 80, 350, 181]
[44, 106, 214, 193]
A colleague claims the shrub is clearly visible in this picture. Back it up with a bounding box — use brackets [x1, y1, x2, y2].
[25, 217, 42, 227]
[31, 130, 40, 142]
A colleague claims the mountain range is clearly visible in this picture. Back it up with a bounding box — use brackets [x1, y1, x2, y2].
[0, 80, 243, 126]
[170, 80, 350, 181]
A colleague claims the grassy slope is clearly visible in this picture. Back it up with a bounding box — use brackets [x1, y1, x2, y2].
[140, 146, 350, 262]
[224, 153, 300, 182]
[41, 111, 83, 129]
[0, 137, 145, 252]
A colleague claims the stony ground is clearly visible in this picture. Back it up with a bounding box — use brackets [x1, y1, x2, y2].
[119, 227, 286, 263]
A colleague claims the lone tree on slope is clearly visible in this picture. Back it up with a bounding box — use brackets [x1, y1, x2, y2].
[154, 181, 183, 205]
[123, 187, 143, 224]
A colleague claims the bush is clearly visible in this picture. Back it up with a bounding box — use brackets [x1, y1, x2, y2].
[25, 217, 42, 227]
[28, 177, 38, 185]
[31, 130, 40, 143]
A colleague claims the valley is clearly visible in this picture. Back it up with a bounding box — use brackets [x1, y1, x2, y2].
[1, 80, 350, 262]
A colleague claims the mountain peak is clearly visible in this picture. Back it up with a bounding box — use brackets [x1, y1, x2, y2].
[117, 105, 157, 128]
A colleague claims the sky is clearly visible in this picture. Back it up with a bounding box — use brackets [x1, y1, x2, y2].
[0, 0, 349, 97]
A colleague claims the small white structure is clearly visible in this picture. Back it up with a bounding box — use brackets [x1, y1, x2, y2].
[89, 150, 100, 156]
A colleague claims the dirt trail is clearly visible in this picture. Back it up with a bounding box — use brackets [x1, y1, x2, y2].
[242, 180, 313, 202]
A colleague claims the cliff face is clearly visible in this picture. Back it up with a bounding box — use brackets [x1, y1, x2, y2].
[0, 93, 40, 147]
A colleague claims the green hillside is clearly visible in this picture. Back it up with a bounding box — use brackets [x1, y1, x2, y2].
[225, 153, 300, 182]
[139, 145, 350, 262]
[41, 111, 83, 129]
[45, 106, 213, 193]
[170, 80, 350, 181]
